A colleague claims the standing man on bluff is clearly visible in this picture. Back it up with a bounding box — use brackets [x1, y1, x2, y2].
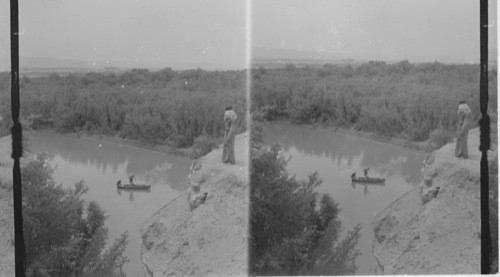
[455, 100, 471, 159]
[222, 106, 237, 164]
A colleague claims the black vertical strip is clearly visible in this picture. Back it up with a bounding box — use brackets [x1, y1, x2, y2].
[479, 0, 491, 274]
[10, 0, 25, 276]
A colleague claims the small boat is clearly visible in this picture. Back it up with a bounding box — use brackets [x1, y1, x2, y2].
[351, 176, 385, 183]
[351, 172, 385, 183]
[117, 183, 151, 190]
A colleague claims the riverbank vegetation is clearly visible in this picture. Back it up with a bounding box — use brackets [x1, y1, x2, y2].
[249, 124, 361, 275]
[21, 154, 128, 276]
[251, 61, 497, 148]
[0, 68, 246, 154]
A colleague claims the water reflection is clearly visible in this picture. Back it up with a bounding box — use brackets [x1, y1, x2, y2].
[350, 182, 386, 195]
[27, 131, 190, 191]
[116, 189, 152, 203]
[264, 123, 422, 185]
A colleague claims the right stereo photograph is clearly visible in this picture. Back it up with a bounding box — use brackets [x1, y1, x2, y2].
[249, 0, 498, 275]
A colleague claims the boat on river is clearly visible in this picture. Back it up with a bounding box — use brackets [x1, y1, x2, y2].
[351, 176, 385, 183]
[351, 177, 386, 184]
[116, 176, 151, 190]
[116, 183, 151, 190]
[351, 173, 385, 183]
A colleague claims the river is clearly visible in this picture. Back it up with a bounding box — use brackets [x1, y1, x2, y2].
[27, 131, 192, 277]
[262, 122, 426, 274]
[25, 125, 425, 275]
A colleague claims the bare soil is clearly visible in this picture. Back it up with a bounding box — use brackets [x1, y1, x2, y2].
[141, 133, 249, 276]
[372, 128, 496, 274]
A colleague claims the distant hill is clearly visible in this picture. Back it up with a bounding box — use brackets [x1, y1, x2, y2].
[17, 57, 124, 77]
[252, 47, 358, 68]
[252, 47, 495, 67]
[21, 57, 96, 69]
[252, 47, 342, 61]
[15, 57, 242, 77]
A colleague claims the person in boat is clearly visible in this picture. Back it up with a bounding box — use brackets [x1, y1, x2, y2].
[455, 100, 471, 159]
[364, 168, 369, 178]
[222, 106, 237, 165]
[129, 175, 135, 185]
[116, 180, 121, 187]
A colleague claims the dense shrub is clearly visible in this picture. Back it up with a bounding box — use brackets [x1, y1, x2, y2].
[22, 154, 128, 276]
[249, 123, 361, 275]
[251, 62, 497, 142]
[428, 128, 456, 149]
[190, 135, 221, 159]
[0, 68, 246, 148]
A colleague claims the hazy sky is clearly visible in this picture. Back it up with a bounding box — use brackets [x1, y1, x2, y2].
[0, 0, 247, 70]
[0, 1, 497, 70]
[253, 0, 497, 63]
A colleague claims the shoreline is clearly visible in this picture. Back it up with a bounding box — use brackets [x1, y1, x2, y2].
[255, 118, 433, 153]
[23, 127, 240, 160]
[24, 128, 195, 158]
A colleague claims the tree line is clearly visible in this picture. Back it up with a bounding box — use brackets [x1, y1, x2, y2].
[251, 61, 497, 142]
[0, 68, 246, 148]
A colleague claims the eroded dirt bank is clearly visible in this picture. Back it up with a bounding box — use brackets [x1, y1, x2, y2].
[372, 128, 495, 274]
[141, 133, 249, 276]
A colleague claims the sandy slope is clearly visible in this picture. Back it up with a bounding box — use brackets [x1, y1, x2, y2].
[371, 128, 495, 274]
[141, 133, 249, 276]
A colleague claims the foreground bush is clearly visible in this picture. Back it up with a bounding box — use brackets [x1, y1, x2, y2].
[249, 123, 361, 275]
[22, 154, 128, 276]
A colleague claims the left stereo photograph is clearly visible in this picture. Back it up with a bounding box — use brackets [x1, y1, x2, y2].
[0, 1, 249, 276]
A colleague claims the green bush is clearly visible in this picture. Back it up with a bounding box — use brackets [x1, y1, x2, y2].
[428, 128, 455, 149]
[251, 62, 497, 142]
[249, 124, 361, 275]
[0, 69, 246, 149]
[190, 135, 221, 159]
[22, 154, 128, 276]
